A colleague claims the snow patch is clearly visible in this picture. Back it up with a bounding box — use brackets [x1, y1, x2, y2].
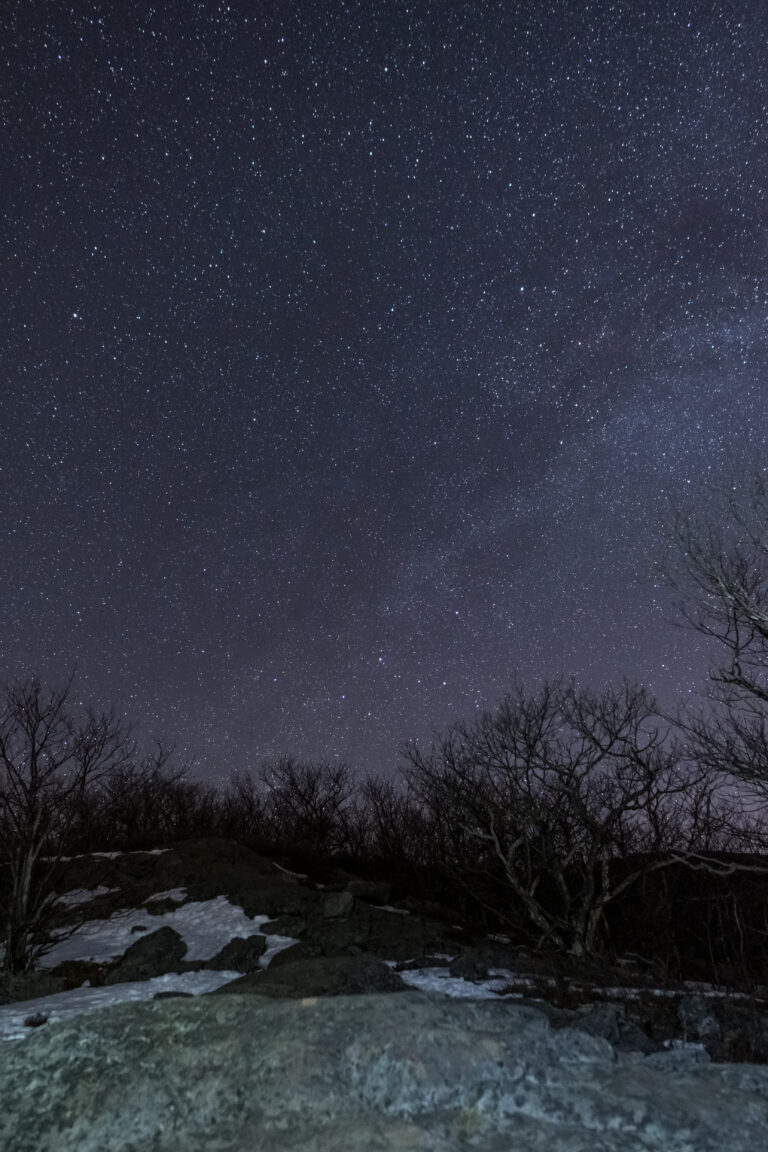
[0, 970, 240, 1042]
[38, 896, 284, 967]
[55, 887, 120, 907]
[144, 888, 187, 904]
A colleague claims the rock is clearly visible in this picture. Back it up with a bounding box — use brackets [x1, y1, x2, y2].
[636, 1046, 712, 1068]
[448, 941, 519, 981]
[260, 915, 307, 938]
[22, 1011, 49, 1028]
[565, 1002, 662, 1055]
[152, 991, 193, 1000]
[678, 995, 768, 1063]
[235, 882, 318, 919]
[2, 993, 768, 1151]
[46, 959, 116, 989]
[265, 941, 324, 968]
[569, 1001, 624, 1045]
[271, 862, 304, 884]
[322, 890, 355, 918]
[209, 955, 407, 998]
[104, 927, 187, 984]
[346, 878, 391, 904]
[205, 934, 267, 973]
[679, 995, 722, 1045]
[402, 897, 457, 921]
[142, 899, 182, 916]
[298, 900, 465, 962]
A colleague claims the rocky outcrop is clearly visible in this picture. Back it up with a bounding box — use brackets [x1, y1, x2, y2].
[677, 993, 768, 1063]
[38, 838, 768, 1067]
[1, 992, 767, 1151]
[204, 933, 267, 973]
[555, 1001, 663, 1055]
[292, 899, 466, 962]
[448, 940, 520, 980]
[322, 890, 355, 918]
[210, 954, 407, 998]
[346, 878, 391, 904]
[104, 926, 187, 984]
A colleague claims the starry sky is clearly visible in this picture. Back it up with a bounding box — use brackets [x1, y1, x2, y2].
[2, 1, 767, 782]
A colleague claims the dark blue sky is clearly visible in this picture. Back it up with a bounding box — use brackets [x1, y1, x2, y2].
[2, 1, 766, 780]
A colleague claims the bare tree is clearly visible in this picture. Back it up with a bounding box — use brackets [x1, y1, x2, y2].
[668, 468, 768, 707]
[260, 757, 355, 854]
[404, 681, 717, 958]
[0, 676, 135, 972]
[666, 466, 768, 797]
[358, 776, 438, 870]
[217, 772, 270, 843]
[77, 743, 180, 850]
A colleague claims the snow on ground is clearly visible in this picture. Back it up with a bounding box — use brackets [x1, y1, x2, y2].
[0, 889, 299, 1043]
[271, 862, 308, 881]
[0, 970, 240, 1042]
[393, 966, 524, 999]
[55, 887, 121, 906]
[5, 853, 718, 1047]
[144, 887, 187, 903]
[42, 849, 172, 862]
[38, 895, 290, 967]
[0, 870, 527, 1044]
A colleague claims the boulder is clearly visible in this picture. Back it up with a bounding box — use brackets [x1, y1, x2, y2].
[299, 900, 465, 962]
[563, 1002, 662, 1055]
[1, 993, 768, 1151]
[205, 934, 266, 973]
[679, 994, 722, 1046]
[677, 995, 768, 1063]
[346, 878, 391, 904]
[209, 955, 407, 998]
[322, 890, 355, 918]
[234, 882, 318, 919]
[265, 941, 324, 968]
[104, 926, 187, 984]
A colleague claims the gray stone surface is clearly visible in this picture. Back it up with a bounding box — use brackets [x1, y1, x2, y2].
[1, 992, 767, 1152]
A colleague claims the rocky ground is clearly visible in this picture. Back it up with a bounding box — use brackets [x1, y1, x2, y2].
[3, 836, 767, 1063]
[2, 837, 768, 1149]
[2, 990, 768, 1151]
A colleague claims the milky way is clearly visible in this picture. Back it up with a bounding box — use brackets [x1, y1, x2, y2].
[3, 1, 767, 780]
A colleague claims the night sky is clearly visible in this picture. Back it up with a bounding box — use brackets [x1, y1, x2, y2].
[3, 1, 767, 782]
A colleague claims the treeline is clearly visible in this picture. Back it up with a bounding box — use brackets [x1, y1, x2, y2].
[4, 469, 768, 983]
[2, 674, 768, 987]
